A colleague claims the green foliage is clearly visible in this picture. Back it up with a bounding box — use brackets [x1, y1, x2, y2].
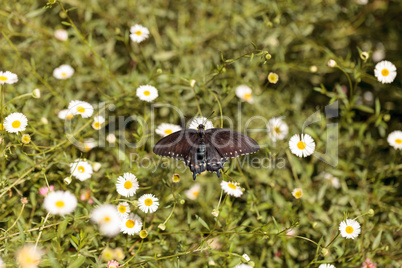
[0, 0, 401, 267]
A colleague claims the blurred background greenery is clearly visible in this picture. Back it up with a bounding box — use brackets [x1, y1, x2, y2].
[0, 0, 401, 267]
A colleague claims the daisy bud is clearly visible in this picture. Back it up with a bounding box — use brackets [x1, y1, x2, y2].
[383, 114, 390, 122]
[139, 230, 148, 239]
[265, 53, 272, 60]
[21, 197, 28, 204]
[328, 59, 336, 68]
[367, 209, 374, 217]
[172, 173, 181, 183]
[93, 162, 102, 172]
[360, 51, 369, 61]
[321, 248, 329, 256]
[21, 134, 31, 144]
[54, 29, 68, 42]
[158, 223, 166, 231]
[41, 117, 48, 124]
[102, 247, 114, 261]
[310, 65, 318, 73]
[180, 199, 185, 205]
[211, 209, 219, 217]
[64, 177, 72, 185]
[242, 254, 251, 262]
[157, 68, 163, 74]
[106, 133, 116, 143]
[114, 248, 125, 261]
[312, 222, 318, 229]
[190, 79, 196, 88]
[32, 88, 41, 98]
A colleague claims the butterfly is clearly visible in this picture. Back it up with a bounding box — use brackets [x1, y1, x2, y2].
[153, 123, 260, 180]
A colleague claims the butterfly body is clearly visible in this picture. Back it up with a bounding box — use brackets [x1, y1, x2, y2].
[153, 124, 259, 180]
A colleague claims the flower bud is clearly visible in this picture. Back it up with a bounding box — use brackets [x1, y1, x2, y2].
[265, 53, 272, 60]
[328, 59, 336, 68]
[367, 209, 374, 217]
[211, 209, 219, 217]
[158, 223, 166, 231]
[32, 88, 41, 98]
[172, 173, 181, 183]
[321, 248, 329, 256]
[360, 51, 369, 61]
[140, 230, 148, 239]
[64, 177, 72, 185]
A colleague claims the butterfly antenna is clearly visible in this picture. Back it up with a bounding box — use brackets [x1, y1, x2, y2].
[202, 111, 214, 125]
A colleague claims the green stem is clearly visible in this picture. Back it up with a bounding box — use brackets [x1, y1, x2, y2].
[336, 65, 354, 100]
[35, 212, 50, 248]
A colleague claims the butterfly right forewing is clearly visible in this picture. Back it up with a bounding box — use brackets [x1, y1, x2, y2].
[153, 129, 198, 162]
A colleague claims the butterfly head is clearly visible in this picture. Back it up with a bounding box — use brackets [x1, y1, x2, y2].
[197, 124, 205, 131]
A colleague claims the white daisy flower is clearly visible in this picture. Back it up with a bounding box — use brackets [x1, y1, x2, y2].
[57, 109, 74, 120]
[235, 85, 253, 103]
[91, 204, 121, 237]
[156, 123, 182, 137]
[138, 194, 159, 213]
[318, 264, 336, 268]
[53, 64, 74, 79]
[116, 173, 139, 197]
[185, 183, 201, 200]
[80, 138, 97, 152]
[121, 213, 143, 235]
[268, 117, 288, 142]
[43, 191, 77, 215]
[0, 71, 18, 84]
[54, 29, 68, 41]
[189, 117, 214, 130]
[70, 159, 93, 181]
[339, 219, 361, 239]
[291, 188, 303, 199]
[387, 130, 402, 150]
[130, 24, 150, 43]
[289, 133, 315, 157]
[374, 60, 397, 84]
[267, 72, 279, 84]
[16, 244, 42, 268]
[68, 100, 94, 118]
[4, 113, 28, 133]
[106, 133, 116, 143]
[92, 116, 105, 130]
[117, 202, 130, 218]
[234, 264, 253, 268]
[323, 173, 340, 189]
[220, 181, 243, 198]
[136, 85, 158, 102]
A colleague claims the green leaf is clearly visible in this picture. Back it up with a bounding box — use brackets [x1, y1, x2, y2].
[372, 230, 382, 250]
[251, 42, 258, 49]
[354, 105, 374, 113]
[61, 21, 71, 26]
[195, 215, 210, 231]
[272, 216, 280, 233]
[67, 256, 86, 268]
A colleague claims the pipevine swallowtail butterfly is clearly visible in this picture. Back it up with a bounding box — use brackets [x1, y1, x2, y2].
[153, 123, 260, 180]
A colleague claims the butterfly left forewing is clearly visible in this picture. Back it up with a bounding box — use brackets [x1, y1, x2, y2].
[205, 128, 260, 158]
[153, 129, 198, 162]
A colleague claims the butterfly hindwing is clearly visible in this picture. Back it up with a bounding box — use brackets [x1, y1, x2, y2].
[205, 128, 260, 158]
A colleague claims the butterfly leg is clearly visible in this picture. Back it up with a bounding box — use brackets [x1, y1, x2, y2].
[216, 169, 221, 178]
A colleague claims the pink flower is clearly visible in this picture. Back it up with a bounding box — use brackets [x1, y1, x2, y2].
[107, 260, 119, 268]
[361, 258, 376, 268]
[80, 189, 94, 203]
[39, 185, 54, 196]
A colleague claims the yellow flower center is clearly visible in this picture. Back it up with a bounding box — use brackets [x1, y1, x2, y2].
[124, 180, 133, 189]
[55, 200, 65, 208]
[103, 216, 111, 222]
[345, 226, 354, 234]
[164, 129, 173, 134]
[62, 72, 67, 77]
[77, 106, 85, 113]
[0, 123, 3, 130]
[143, 90, 151, 96]
[0, 76, 7, 81]
[274, 126, 280, 134]
[94, 122, 101, 129]
[228, 183, 237, 190]
[12, 120, 21, 128]
[144, 198, 153, 206]
[118, 206, 126, 213]
[294, 191, 302, 198]
[126, 219, 135, 228]
[22, 135, 30, 143]
[297, 141, 306, 150]
[193, 191, 200, 197]
[135, 31, 142, 36]
[78, 166, 85, 173]
[395, 138, 402, 144]
[243, 93, 252, 100]
[66, 114, 74, 120]
[381, 68, 389, 77]
[269, 74, 276, 81]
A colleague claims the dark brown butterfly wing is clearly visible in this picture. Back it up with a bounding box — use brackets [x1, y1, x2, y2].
[205, 128, 260, 158]
[153, 130, 198, 162]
